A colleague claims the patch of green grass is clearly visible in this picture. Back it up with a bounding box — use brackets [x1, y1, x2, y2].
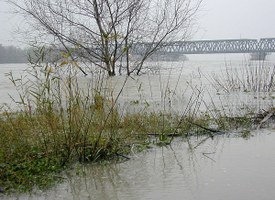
[0, 96, 264, 193]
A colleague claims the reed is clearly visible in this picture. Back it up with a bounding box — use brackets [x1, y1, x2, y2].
[0, 48, 195, 192]
[208, 61, 275, 93]
[1, 50, 271, 193]
[0, 48, 128, 192]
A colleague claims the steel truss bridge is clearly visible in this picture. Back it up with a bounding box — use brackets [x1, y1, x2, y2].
[133, 38, 275, 54]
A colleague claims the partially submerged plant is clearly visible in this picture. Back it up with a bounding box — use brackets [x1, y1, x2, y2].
[1, 48, 274, 193]
[208, 61, 275, 93]
[0, 47, 130, 192]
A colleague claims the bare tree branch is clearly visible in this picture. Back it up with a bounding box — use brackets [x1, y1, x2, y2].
[7, 0, 202, 76]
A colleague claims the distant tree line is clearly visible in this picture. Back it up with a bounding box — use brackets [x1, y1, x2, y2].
[0, 44, 94, 65]
[0, 44, 28, 64]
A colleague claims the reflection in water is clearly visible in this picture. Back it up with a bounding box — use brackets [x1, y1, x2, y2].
[4, 130, 275, 200]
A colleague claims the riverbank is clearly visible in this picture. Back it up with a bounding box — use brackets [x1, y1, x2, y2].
[2, 128, 275, 200]
[1, 59, 275, 194]
[1, 88, 273, 193]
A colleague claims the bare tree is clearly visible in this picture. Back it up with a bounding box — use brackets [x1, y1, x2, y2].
[8, 0, 202, 76]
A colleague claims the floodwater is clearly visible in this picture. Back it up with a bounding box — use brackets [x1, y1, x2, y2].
[1, 55, 275, 114]
[0, 63, 26, 106]
[1, 54, 275, 199]
[3, 130, 275, 200]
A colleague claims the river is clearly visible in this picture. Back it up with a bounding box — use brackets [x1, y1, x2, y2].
[3, 130, 275, 200]
[1, 54, 275, 199]
[1, 54, 275, 113]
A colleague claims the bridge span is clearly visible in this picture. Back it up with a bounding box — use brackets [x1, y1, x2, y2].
[133, 38, 275, 55]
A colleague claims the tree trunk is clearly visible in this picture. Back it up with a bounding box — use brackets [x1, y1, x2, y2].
[108, 70, 116, 76]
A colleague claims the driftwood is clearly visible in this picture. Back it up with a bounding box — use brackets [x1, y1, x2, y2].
[115, 153, 130, 160]
[187, 120, 221, 133]
[146, 120, 224, 138]
[257, 110, 275, 129]
[186, 120, 225, 138]
[146, 133, 181, 137]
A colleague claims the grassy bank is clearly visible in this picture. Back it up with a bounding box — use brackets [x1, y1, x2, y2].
[1, 58, 274, 193]
[0, 95, 220, 192]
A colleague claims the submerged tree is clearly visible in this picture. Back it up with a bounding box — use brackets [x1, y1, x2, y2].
[9, 0, 201, 76]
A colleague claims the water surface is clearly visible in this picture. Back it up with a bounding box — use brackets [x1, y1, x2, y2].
[3, 129, 275, 200]
[1, 57, 275, 199]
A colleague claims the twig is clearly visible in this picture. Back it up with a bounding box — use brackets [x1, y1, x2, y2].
[147, 133, 181, 137]
[257, 110, 275, 129]
[116, 153, 130, 160]
[187, 119, 223, 134]
[202, 152, 216, 162]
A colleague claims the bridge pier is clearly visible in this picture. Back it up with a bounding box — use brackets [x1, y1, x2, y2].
[250, 52, 268, 60]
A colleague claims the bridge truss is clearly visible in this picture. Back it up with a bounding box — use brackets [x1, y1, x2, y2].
[133, 38, 275, 54]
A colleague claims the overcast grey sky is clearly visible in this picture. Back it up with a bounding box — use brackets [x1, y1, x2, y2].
[0, 0, 275, 46]
[197, 0, 275, 40]
[0, 0, 23, 46]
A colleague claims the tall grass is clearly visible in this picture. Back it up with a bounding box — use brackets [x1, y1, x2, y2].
[208, 62, 275, 93]
[1, 50, 271, 193]
[0, 49, 202, 192]
[0, 48, 135, 192]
